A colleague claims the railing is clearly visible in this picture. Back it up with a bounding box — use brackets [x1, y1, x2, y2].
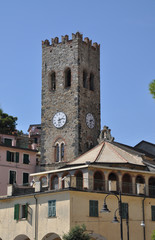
[58, 177, 155, 197]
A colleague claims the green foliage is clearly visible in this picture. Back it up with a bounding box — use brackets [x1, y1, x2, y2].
[149, 80, 155, 99]
[63, 225, 91, 240]
[0, 108, 18, 134]
[152, 230, 155, 240]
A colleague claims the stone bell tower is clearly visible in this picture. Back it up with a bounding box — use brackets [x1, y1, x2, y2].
[41, 32, 100, 169]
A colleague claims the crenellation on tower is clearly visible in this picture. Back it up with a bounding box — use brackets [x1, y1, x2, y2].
[42, 32, 99, 51]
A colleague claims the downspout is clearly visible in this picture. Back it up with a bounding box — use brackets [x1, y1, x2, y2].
[34, 195, 38, 240]
[142, 196, 146, 240]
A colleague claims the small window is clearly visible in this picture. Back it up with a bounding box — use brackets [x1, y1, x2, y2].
[51, 72, 56, 90]
[83, 71, 87, 88]
[7, 151, 19, 163]
[9, 171, 16, 184]
[65, 68, 71, 88]
[121, 203, 128, 219]
[151, 206, 155, 221]
[14, 203, 28, 220]
[23, 154, 29, 164]
[89, 73, 94, 91]
[48, 200, 56, 217]
[89, 200, 98, 217]
[23, 173, 29, 185]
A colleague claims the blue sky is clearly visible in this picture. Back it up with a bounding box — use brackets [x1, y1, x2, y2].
[0, 0, 155, 146]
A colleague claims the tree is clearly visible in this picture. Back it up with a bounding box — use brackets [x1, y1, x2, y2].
[63, 225, 91, 240]
[0, 108, 18, 134]
[152, 230, 155, 240]
[149, 80, 155, 99]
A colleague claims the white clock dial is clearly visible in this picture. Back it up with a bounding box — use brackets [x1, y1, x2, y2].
[86, 113, 95, 129]
[53, 112, 67, 128]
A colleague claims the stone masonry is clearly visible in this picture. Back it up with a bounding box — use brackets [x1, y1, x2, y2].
[41, 32, 100, 169]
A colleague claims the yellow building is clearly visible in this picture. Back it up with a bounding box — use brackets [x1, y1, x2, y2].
[0, 131, 155, 240]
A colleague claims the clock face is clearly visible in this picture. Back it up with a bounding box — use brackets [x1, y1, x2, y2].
[86, 113, 95, 129]
[53, 112, 67, 128]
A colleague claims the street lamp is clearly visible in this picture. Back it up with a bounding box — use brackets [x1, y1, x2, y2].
[100, 191, 123, 240]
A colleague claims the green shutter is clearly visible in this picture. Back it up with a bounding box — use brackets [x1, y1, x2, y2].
[151, 206, 155, 221]
[16, 152, 19, 163]
[25, 203, 28, 219]
[89, 200, 98, 217]
[14, 204, 19, 220]
[7, 151, 11, 162]
[122, 203, 128, 219]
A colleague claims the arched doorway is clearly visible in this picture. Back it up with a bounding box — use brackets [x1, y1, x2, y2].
[122, 174, 132, 194]
[14, 235, 30, 240]
[51, 175, 59, 190]
[136, 175, 145, 194]
[94, 171, 105, 191]
[75, 171, 83, 189]
[108, 172, 118, 191]
[90, 233, 107, 240]
[149, 177, 155, 197]
[42, 232, 61, 240]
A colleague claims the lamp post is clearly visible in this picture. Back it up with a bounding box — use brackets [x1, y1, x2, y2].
[100, 191, 123, 240]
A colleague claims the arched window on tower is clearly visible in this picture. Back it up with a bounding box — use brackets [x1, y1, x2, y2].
[83, 70, 87, 88]
[65, 68, 71, 88]
[56, 144, 59, 162]
[61, 143, 64, 161]
[54, 140, 65, 162]
[89, 73, 94, 91]
[51, 72, 56, 90]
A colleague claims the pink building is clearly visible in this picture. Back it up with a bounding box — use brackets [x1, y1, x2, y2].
[0, 133, 38, 196]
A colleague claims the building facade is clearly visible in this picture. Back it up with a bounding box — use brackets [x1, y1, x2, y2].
[0, 133, 38, 196]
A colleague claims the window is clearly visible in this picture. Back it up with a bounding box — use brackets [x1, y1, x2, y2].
[14, 203, 28, 220]
[61, 143, 64, 161]
[7, 151, 19, 163]
[151, 206, 155, 221]
[51, 72, 56, 90]
[89, 73, 94, 91]
[55, 141, 65, 162]
[9, 171, 16, 184]
[89, 200, 98, 217]
[23, 173, 29, 185]
[121, 203, 128, 219]
[65, 68, 71, 88]
[23, 154, 29, 164]
[48, 200, 56, 217]
[4, 138, 12, 146]
[83, 71, 87, 88]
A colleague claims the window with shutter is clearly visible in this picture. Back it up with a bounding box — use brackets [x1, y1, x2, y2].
[7, 151, 11, 162]
[9, 171, 16, 184]
[89, 200, 98, 217]
[23, 154, 29, 164]
[4, 138, 12, 146]
[48, 200, 56, 217]
[121, 203, 129, 219]
[151, 206, 155, 221]
[14, 203, 28, 221]
[23, 173, 29, 185]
